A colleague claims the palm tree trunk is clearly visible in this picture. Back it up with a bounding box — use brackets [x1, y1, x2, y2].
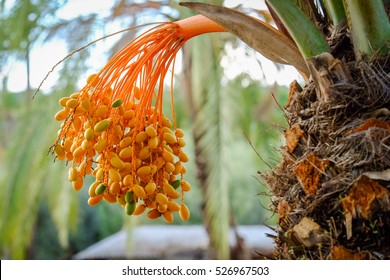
[265, 50, 390, 259]
[26, 46, 31, 93]
[25, 44, 32, 109]
[181, 42, 230, 259]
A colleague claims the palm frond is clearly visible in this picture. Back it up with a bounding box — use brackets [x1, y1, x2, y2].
[293, 0, 323, 24]
[180, 2, 309, 75]
[322, 0, 345, 25]
[266, 0, 330, 58]
[45, 159, 80, 248]
[188, 33, 232, 259]
[343, 0, 390, 58]
[0, 92, 79, 258]
[44, 14, 98, 51]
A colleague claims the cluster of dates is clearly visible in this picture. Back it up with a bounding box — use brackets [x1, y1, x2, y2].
[53, 75, 191, 222]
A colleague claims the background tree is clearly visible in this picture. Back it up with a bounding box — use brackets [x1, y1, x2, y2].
[0, 0, 65, 95]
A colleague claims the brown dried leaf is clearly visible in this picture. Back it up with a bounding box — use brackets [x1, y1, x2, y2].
[277, 200, 292, 231]
[285, 123, 306, 153]
[306, 53, 350, 102]
[277, 199, 291, 219]
[257, 9, 274, 24]
[342, 176, 390, 220]
[293, 153, 329, 196]
[363, 169, 390, 181]
[327, 246, 368, 260]
[285, 80, 302, 109]
[341, 176, 390, 239]
[180, 2, 309, 75]
[291, 217, 325, 248]
[347, 118, 390, 135]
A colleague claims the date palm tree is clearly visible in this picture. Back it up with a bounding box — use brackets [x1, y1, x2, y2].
[182, 0, 390, 259]
[22, 0, 387, 260]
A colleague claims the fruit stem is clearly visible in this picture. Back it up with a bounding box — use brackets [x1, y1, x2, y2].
[176, 14, 227, 39]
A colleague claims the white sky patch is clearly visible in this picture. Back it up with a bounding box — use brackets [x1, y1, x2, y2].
[221, 43, 302, 86]
[224, 0, 267, 9]
[5, 40, 68, 92]
[57, 0, 113, 19]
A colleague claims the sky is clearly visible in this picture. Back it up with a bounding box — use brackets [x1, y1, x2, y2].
[4, 0, 302, 92]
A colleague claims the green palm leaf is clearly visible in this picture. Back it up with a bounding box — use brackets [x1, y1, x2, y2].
[0, 92, 79, 259]
[185, 32, 232, 259]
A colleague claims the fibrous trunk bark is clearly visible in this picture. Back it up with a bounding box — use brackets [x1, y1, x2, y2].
[265, 48, 390, 259]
